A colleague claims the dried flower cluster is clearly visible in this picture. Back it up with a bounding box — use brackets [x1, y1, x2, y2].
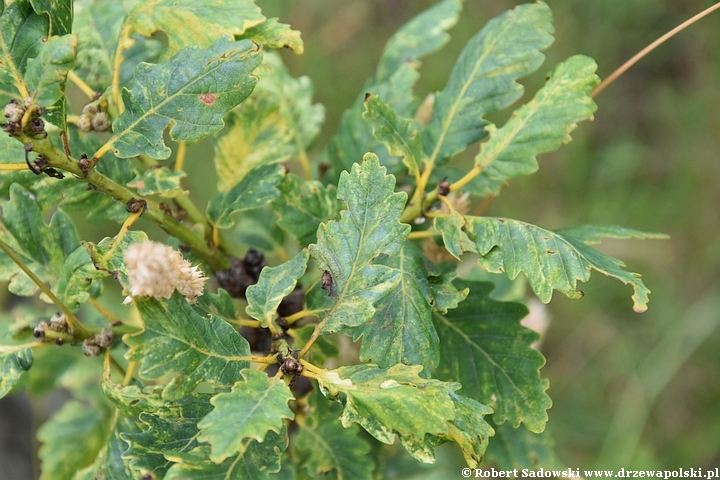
[124, 241, 207, 303]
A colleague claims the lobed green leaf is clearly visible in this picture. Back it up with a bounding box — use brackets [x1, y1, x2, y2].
[127, 167, 187, 199]
[363, 94, 424, 176]
[245, 250, 309, 327]
[121, 394, 214, 478]
[110, 36, 262, 159]
[198, 369, 294, 463]
[74, 415, 137, 480]
[295, 392, 374, 480]
[207, 162, 286, 229]
[433, 280, 551, 433]
[38, 400, 112, 480]
[0, 344, 33, 398]
[24, 33, 76, 127]
[0, 1, 49, 100]
[164, 431, 287, 480]
[318, 363, 494, 465]
[309, 153, 410, 333]
[475, 55, 600, 195]
[348, 244, 440, 373]
[457, 217, 655, 312]
[0, 183, 85, 299]
[272, 174, 343, 246]
[423, 1, 554, 165]
[125, 293, 252, 400]
[30, 0, 72, 36]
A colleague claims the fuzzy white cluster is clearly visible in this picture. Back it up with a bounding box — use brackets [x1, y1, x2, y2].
[124, 241, 207, 304]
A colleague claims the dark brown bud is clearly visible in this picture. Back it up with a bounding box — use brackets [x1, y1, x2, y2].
[27, 117, 44, 134]
[78, 154, 91, 174]
[437, 178, 450, 196]
[126, 198, 147, 214]
[55, 338, 64, 346]
[33, 321, 50, 339]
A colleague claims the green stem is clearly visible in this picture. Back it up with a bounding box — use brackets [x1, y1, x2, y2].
[0, 237, 91, 339]
[15, 133, 230, 271]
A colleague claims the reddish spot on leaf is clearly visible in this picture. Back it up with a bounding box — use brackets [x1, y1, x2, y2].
[199, 93, 216, 105]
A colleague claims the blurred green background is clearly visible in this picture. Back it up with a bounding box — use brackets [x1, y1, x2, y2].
[257, 0, 720, 471]
[2, 0, 719, 476]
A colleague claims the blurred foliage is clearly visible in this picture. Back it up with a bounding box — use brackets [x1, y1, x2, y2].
[252, 0, 720, 470]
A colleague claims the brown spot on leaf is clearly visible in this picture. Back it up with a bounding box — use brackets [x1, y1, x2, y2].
[199, 93, 216, 105]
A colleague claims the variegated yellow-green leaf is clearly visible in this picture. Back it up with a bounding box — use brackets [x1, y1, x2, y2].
[272, 174, 343, 246]
[246, 250, 309, 327]
[109, 36, 262, 159]
[363, 94, 424, 176]
[433, 280, 551, 433]
[127, 167, 187, 198]
[198, 369, 294, 462]
[207, 162, 286, 229]
[317, 364, 457, 445]
[0, 344, 33, 398]
[294, 391, 374, 480]
[447, 394, 495, 468]
[24, 34, 76, 128]
[309, 153, 410, 333]
[121, 394, 214, 478]
[475, 55, 599, 194]
[74, 415, 137, 480]
[317, 363, 494, 466]
[38, 400, 112, 480]
[213, 52, 323, 191]
[124, 0, 265, 56]
[0, 183, 84, 298]
[125, 293, 252, 400]
[30, 0, 72, 36]
[213, 86, 291, 192]
[164, 431, 287, 480]
[0, 1, 49, 100]
[237, 17, 303, 54]
[423, 1, 554, 165]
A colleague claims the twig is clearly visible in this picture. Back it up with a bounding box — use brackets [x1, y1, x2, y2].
[593, 2, 720, 97]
